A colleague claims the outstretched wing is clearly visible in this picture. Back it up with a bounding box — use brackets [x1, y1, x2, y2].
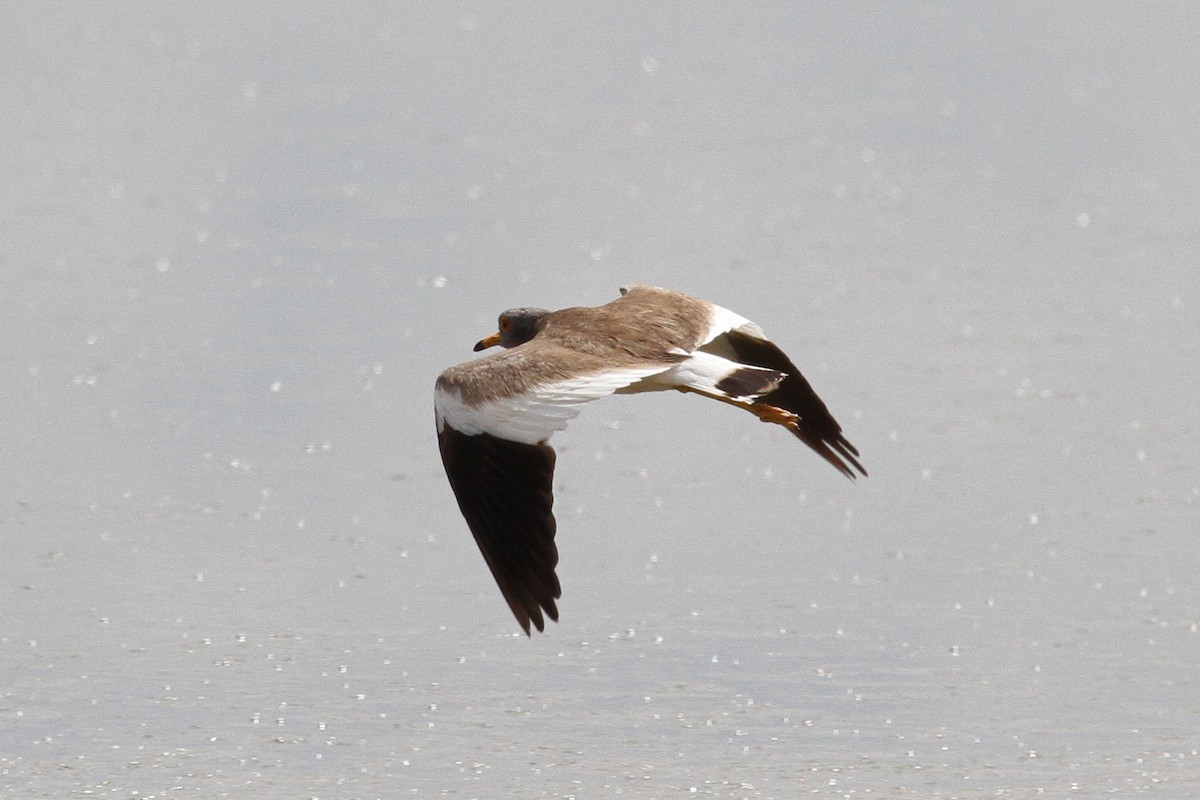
[706, 327, 866, 479]
[435, 350, 670, 633]
[437, 423, 560, 633]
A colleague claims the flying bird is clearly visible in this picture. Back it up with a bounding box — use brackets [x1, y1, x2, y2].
[435, 285, 865, 634]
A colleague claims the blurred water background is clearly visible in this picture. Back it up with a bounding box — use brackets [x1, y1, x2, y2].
[3, 3, 1198, 797]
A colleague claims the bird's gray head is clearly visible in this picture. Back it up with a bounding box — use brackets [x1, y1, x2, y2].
[474, 307, 552, 351]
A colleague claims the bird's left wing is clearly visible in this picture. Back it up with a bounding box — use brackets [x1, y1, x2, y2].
[435, 350, 669, 633]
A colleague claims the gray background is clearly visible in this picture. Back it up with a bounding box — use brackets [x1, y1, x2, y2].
[3, 3, 1198, 797]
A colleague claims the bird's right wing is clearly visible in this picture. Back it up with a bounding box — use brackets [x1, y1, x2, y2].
[705, 327, 867, 479]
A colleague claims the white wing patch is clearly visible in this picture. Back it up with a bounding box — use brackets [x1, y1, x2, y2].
[702, 302, 767, 345]
[436, 365, 668, 445]
[636, 350, 778, 401]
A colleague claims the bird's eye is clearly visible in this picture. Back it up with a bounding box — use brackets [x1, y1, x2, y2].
[500, 318, 510, 330]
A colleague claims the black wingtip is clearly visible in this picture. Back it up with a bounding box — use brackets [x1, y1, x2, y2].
[514, 597, 559, 636]
[716, 330, 867, 480]
[795, 428, 867, 480]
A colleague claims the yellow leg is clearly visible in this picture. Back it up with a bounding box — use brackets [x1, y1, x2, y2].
[677, 387, 798, 430]
[752, 403, 799, 427]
